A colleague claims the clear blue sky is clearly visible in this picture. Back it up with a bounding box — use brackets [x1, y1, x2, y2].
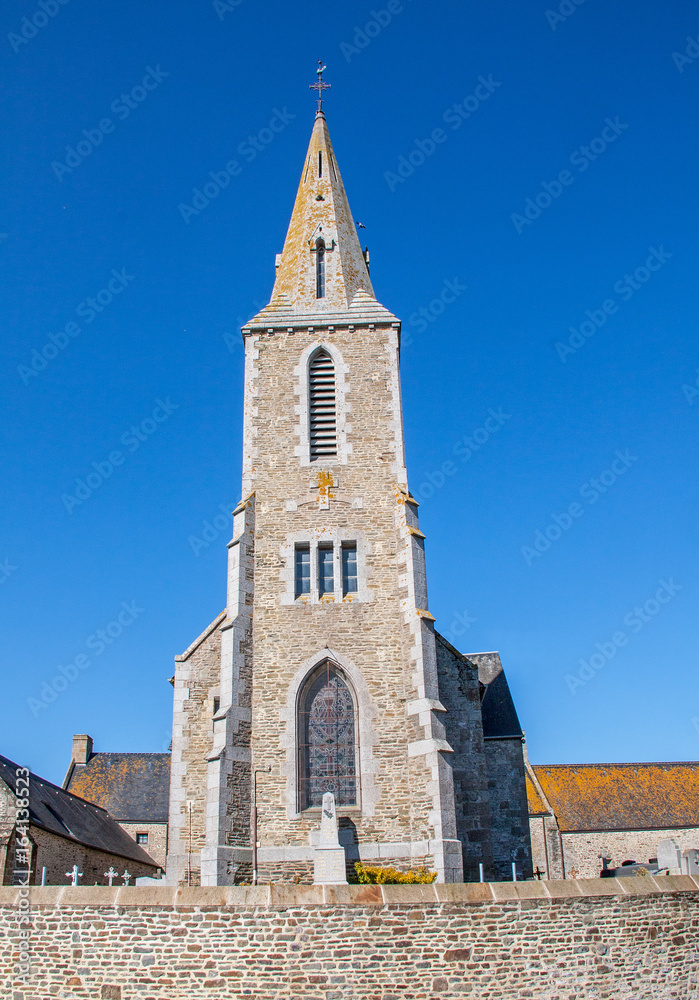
[3, 0, 699, 784]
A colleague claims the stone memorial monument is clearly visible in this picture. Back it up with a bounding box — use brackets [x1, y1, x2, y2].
[313, 792, 347, 885]
[682, 848, 699, 875]
[657, 838, 682, 872]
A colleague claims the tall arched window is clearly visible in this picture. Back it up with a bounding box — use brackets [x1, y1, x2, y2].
[298, 661, 357, 810]
[309, 348, 337, 461]
[315, 238, 326, 298]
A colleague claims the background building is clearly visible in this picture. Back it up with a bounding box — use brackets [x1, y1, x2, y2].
[0, 753, 158, 885]
[64, 734, 170, 868]
[526, 759, 699, 879]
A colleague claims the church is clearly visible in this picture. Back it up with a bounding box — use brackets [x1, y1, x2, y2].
[164, 75, 532, 886]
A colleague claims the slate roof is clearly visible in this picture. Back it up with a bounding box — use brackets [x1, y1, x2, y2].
[66, 752, 170, 823]
[529, 762, 699, 832]
[0, 754, 157, 866]
[467, 652, 524, 739]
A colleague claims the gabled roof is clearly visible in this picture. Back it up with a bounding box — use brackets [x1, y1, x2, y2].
[526, 773, 549, 816]
[0, 754, 156, 866]
[432, 638, 524, 741]
[65, 752, 170, 823]
[175, 610, 225, 662]
[468, 652, 524, 739]
[531, 762, 699, 832]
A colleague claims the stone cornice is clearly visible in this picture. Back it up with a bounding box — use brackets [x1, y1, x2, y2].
[2, 875, 698, 908]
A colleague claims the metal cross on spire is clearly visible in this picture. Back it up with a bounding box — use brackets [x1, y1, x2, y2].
[310, 60, 331, 113]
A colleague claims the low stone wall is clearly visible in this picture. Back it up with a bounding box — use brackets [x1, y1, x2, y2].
[2, 877, 699, 999]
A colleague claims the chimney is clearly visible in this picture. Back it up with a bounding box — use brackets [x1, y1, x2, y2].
[71, 734, 93, 765]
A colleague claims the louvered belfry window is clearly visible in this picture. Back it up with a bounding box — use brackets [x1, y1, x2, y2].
[309, 348, 337, 461]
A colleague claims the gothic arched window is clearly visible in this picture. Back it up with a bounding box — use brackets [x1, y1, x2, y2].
[315, 238, 326, 298]
[298, 661, 357, 810]
[308, 347, 337, 461]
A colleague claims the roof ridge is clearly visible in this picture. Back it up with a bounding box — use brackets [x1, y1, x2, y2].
[534, 761, 699, 768]
[0, 753, 108, 809]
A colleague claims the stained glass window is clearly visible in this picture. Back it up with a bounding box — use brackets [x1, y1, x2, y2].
[299, 662, 357, 810]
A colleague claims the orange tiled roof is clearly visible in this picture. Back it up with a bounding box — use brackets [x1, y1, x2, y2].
[530, 762, 699, 832]
[526, 773, 548, 816]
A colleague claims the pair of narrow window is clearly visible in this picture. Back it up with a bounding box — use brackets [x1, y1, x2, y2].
[304, 150, 335, 184]
[295, 542, 357, 599]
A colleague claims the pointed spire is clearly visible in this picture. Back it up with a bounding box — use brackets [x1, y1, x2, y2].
[267, 110, 375, 314]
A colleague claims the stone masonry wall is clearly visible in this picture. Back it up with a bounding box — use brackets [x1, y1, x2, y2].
[2, 878, 699, 999]
[435, 637, 494, 880]
[0, 779, 16, 884]
[254, 852, 436, 885]
[24, 827, 156, 886]
[484, 739, 533, 881]
[245, 321, 446, 858]
[529, 813, 565, 880]
[167, 619, 223, 885]
[118, 823, 167, 870]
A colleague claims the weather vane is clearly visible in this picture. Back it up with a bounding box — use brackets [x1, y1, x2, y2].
[310, 60, 331, 113]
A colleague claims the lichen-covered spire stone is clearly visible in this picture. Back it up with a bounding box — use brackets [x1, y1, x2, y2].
[268, 111, 374, 314]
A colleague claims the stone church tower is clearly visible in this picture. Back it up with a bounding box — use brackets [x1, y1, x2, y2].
[166, 93, 532, 886]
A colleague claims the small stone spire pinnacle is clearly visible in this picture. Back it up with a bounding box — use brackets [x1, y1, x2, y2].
[309, 60, 331, 114]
